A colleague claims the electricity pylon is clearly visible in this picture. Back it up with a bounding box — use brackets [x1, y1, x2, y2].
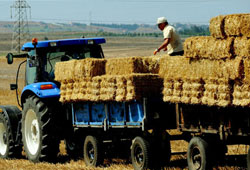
[11, 0, 31, 53]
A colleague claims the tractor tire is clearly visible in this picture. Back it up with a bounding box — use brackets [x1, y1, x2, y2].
[83, 135, 103, 167]
[187, 137, 211, 170]
[22, 95, 60, 162]
[131, 136, 151, 170]
[0, 111, 21, 159]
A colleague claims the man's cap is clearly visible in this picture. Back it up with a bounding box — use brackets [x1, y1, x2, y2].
[157, 17, 168, 25]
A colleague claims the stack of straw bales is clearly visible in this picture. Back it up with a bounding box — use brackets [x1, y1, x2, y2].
[55, 56, 162, 103]
[161, 13, 250, 107]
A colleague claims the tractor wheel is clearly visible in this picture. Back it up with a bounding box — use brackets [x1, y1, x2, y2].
[0, 111, 21, 158]
[187, 137, 211, 170]
[83, 135, 103, 167]
[22, 95, 60, 162]
[131, 137, 151, 170]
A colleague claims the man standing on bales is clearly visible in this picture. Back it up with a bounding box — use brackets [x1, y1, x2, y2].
[154, 17, 184, 56]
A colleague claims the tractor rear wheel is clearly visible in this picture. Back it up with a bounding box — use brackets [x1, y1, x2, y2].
[0, 111, 21, 158]
[22, 95, 60, 162]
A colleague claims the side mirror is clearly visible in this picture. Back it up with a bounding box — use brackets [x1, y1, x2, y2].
[6, 53, 14, 64]
[10, 84, 17, 90]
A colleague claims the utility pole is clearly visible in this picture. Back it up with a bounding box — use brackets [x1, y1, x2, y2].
[11, 0, 31, 54]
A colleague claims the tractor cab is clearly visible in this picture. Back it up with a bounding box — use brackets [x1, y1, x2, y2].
[6, 37, 106, 106]
[22, 38, 106, 85]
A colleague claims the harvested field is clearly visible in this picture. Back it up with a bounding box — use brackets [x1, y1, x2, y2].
[210, 13, 250, 38]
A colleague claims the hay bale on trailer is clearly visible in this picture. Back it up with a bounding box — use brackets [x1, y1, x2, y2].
[209, 14, 250, 39]
[234, 37, 250, 58]
[184, 36, 234, 59]
[209, 15, 226, 39]
[105, 56, 160, 75]
[73, 58, 106, 79]
[202, 78, 232, 107]
[159, 56, 242, 81]
[55, 60, 76, 82]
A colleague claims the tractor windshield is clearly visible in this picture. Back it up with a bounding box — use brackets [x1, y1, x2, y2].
[26, 44, 104, 85]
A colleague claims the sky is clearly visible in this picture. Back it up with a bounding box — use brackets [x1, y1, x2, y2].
[0, 0, 249, 25]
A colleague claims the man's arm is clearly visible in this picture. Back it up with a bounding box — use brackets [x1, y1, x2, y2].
[154, 38, 171, 55]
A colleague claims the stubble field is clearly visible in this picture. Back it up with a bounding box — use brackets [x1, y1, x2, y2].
[0, 35, 249, 169]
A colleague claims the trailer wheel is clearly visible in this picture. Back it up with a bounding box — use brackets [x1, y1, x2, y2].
[131, 137, 151, 170]
[22, 95, 60, 162]
[187, 137, 211, 170]
[83, 135, 103, 166]
[0, 111, 21, 158]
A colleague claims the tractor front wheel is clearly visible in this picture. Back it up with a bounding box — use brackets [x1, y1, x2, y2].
[22, 95, 60, 162]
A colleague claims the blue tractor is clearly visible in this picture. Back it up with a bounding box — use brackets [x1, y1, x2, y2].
[2, 37, 177, 170]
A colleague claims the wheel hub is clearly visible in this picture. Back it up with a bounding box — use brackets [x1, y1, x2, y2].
[31, 120, 39, 143]
[192, 146, 202, 170]
[25, 109, 40, 155]
[87, 142, 95, 163]
[134, 144, 144, 167]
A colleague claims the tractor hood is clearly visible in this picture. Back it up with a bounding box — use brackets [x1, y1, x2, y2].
[21, 37, 106, 51]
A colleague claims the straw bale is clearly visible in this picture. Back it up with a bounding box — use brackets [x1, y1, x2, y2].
[243, 59, 250, 84]
[224, 14, 250, 38]
[210, 14, 250, 38]
[99, 76, 116, 101]
[105, 57, 160, 75]
[73, 58, 106, 80]
[159, 56, 243, 81]
[201, 79, 232, 107]
[184, 36, 234, 59]
[209, 15, 226, 39]
[55, 60, 76, 82]
[163, 96, 172, 102]
[232, 81, 250, 106]
[234, 37, 250, 58]
[124, 74, 163, 101]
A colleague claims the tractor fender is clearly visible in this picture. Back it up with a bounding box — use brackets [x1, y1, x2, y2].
[0, 105, 22, 142]
[21, 82, 60, 105]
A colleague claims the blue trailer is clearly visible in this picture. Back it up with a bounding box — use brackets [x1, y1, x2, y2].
[1, 37, 177, 170]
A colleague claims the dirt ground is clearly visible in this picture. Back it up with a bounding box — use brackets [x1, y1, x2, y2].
[0, 37, 249, 169]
